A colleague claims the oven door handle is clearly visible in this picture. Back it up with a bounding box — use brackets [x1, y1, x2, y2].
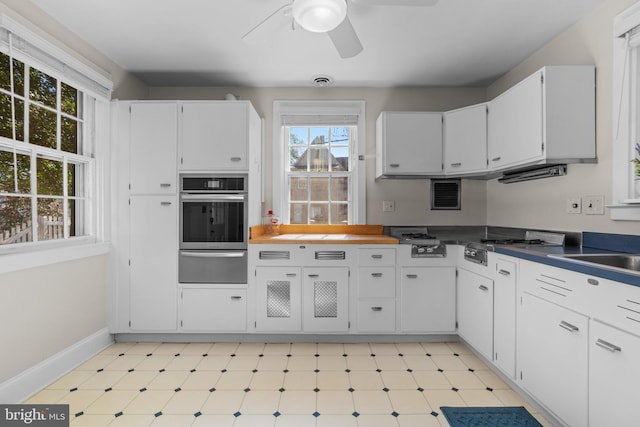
[180, 194, 246, 202]
[180, 251, 246, 258]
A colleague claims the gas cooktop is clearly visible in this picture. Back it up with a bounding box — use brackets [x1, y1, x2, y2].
[388, 227, 439, 245]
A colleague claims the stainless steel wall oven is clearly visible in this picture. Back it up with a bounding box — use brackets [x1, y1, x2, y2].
[179, 174, 248, 284]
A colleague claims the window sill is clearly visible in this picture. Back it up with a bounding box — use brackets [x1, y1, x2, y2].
[0, 240, 111, 275]
[608, 203, 640, 221]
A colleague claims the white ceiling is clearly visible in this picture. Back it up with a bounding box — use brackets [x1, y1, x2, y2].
[29, 0, 606, 88]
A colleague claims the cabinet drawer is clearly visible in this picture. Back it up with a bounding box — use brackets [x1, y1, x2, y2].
[358, 248, 396, 266]
[357, 299, 396, 332]
[357, 267, 395, 298]
[181, 288, 247, 332]
[591, 278, 640, 337]
[519, 260, 590, 311]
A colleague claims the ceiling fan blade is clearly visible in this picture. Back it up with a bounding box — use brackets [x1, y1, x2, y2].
[328, 16, 363, 58]
[350, 0, 438, 6]
[241, 4, 292, 44]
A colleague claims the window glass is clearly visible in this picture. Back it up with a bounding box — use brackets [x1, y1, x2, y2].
[0, 149, 30, 193]
[61, 117, 80, 153]
[0, 196, 33, 243]
[29, 68, 57, 108]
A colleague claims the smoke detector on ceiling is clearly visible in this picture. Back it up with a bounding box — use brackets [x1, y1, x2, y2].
[311, 75, 334, 86]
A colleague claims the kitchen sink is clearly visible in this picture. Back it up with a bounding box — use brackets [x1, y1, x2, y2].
[551, 253, 640, 273]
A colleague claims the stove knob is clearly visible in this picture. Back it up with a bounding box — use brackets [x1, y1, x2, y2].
[417, 247, 425, 253]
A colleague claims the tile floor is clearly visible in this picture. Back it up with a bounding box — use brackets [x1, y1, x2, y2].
[24, 341, 551, 427]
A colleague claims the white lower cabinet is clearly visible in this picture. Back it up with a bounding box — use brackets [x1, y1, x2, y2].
[180, 288, 247, 331]
[457, 267, 493, 361]
[493, 257, 517, 379]
[303, 267, 349, 332]
[589, 319, 640, 427]
[400, 267, 456, 333]
[129, 196, 178, 331]
[255, 266, 302, 332]
[357, 299, 396, 332]
[518, 292, 588, 427]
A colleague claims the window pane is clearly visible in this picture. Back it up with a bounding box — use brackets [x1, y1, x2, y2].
[289, 147, 307, 171]
[290, 203, 307, 224]
[37, 198, 64, 241]
[37, 157, 63, 196]
[330, 177, 349, 201]
[29, 104, 57, 148]
[61, 117, 81, 153]
[310, 128, 329, 145]
[68, 199, 85, 237]
[0, 95, 25, 141]
[0, 196, 33, 244]
[290, 127, 308, 145]
[289, 177, 308, 201]
[310, 177, 329, 201]
[61, 82, 79, 117]
[309, 203, 328, 224]
[29, 68, 57, 108]
[331, 204, 349, 224]
[0, 149, 30, 193]
[0, 53, 25, 95]
[309, 147, 329, 172]
[330, 127, 349, 145]
[330, 147, 349, 171]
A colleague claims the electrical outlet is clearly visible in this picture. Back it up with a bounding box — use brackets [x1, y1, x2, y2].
[382, 200, 395, 212]
[566, 197, 581, 214]
[584, 196, 605, 215]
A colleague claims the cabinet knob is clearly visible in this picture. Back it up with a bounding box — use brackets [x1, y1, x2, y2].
[160, 183, 171, 188]
[559, 320, 579, 332]
[595, 338, 622, 353]
[160, 201, 172, 206]
[406, 274, 418, 279]
[498, 269, 511, 276]
[230, 157, 242, 162]
[230, 296, 242, 300]
[389, 163, 400, 168]
[479, 285, 489, 292]
[491, 156, 502, 162]
[308, 274, 320, 278]
[371, 254, 383, 259]
[371, 272, 383, 278]
[286, 273, 297, 277]
[450, 162, 462, 167]
[587, 278, 599, 286]
[371, 306, 383, 312]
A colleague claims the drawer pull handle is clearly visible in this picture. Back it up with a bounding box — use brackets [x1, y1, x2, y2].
[595, 339, 622, 353]
[559, 320, 579, 332]
[308, 274, 320, 278]
[479, 285, 489, 292]
[371, 273, 383, 278]
[286, 273, 297, 277]
[389, 163, 400, 168]
[160, 201, 172, 206]
[230, 157, 242, 162]
[406, 274, 418, 279]
[450, 162, 462, 167]
[371, 306, 383, 312]
[492, 156, 501, 162]
[498, 269, 511, 276]
[371, 254, 383, 259]
[230, 296, 242, 300]
[587, 278, 599, 286]
[160, 183, 171, 188]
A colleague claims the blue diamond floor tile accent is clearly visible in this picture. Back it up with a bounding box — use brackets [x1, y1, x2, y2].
[440, 406, 543, 427]
[75, 412, 83, 418]
[430, 411, 438, 417]
[114, 412, 122, 417]
[352, 412, 360, 417]
[273, 411, 281, 417]
[392, 411, 399, 417]
[234, 411, 242, 417]
[194, 412, 201, 417]
[313, 412, 320, 417]
[154, 412, 162, 417]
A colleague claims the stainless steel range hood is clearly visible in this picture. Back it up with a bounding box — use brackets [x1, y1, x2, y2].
[498, 164, 567, 184]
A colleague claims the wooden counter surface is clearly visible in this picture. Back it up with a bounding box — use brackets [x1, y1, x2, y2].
[249, 224, 399, 245]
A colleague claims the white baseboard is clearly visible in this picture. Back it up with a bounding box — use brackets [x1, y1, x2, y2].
[0, 328, 114, 403]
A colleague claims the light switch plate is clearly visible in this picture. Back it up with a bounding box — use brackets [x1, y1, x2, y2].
[584, 196, 605, 215]
[382, 200, 395, 212]
[566, 197, 581, 214]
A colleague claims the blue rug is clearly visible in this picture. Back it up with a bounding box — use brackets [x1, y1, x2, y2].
[440, 406, 543, 427]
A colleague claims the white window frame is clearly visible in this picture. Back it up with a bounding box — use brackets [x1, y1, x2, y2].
[273, 100, 366, 224]
[611, 2, 640, 220]
[0, 13, 112, 263]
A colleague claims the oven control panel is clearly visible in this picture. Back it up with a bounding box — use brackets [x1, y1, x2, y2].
[411, 244, 447, 258]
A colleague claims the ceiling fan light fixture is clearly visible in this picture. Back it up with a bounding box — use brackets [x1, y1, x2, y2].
[292, 0, 347, 33]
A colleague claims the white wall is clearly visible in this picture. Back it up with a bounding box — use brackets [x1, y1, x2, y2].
[148, 86, 489, 225]
[485, 0, 640, 234]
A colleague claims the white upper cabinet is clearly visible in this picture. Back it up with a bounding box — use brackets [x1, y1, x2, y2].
[129, 102, 178, 194]
[180, 101, 258, 171]
[443, 103, 488, 176]
[487, 66, 595, 172]
[376, 111, 443, 178]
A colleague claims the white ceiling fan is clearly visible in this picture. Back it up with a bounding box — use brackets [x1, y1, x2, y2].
[242, 0, 439, 59]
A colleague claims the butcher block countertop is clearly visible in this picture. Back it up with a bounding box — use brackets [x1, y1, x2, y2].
[249, 224, 399, 245]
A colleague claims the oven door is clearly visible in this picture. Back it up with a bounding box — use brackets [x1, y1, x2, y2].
[180, 194, 247, 250]
[179, 250, 247, 284]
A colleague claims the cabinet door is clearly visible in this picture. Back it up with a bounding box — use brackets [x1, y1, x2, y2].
[444, 104, 487, 175]
[302, 267, 349, 332]
[357, 299, 395, 333]
[255, 266, 302, 332]
[488, 71, 543, 170]
[181, 102, 248, 170]
[589, 319, 640, 427]
[130, 103, 178, 194]
[377, 112, 442, 176]
[456, 268, 493, 361]
[181, 288, 246, 331]
[518, 293, 588, 427]
[400, 267, 456, 333]
[130, 196, 177, 331]
[493, 258, 516, 379]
